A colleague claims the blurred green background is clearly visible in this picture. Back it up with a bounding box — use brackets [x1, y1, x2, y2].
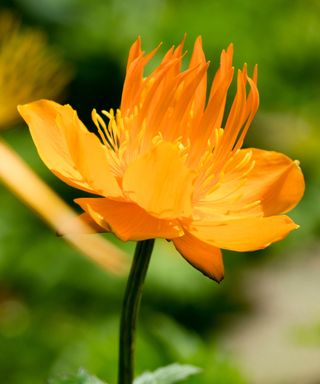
[0, 0, 320, 383]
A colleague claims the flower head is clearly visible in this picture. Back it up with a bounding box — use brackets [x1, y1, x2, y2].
[18, 37, 305, 282]
[0, 10, 72, 128]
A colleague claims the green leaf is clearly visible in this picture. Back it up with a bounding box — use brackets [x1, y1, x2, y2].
[134, 363, 201, 384]
[49, 368, 107, 384]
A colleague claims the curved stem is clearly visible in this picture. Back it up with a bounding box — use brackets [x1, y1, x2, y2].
[118, 239, 155, 384]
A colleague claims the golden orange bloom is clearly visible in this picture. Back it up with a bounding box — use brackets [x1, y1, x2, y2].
[18, 37, 304, 282]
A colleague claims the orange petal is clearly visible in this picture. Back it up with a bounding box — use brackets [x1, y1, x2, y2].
[122, 141, 195, 219]
[75, 197, 184, 241]
[173, 232, 224, 282]
[18, 100, 122, 198]
[126, 36, 142, 70]
[121, 42, 161, 113]
[61, 212, 107, 234]
[189, 216, 298, 252]
[188, 36, 207, 119]
[244, 149, 305, 215]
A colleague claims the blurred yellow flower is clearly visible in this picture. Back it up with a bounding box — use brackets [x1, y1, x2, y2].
[18, 37, 305, 282]
[0, 10, 71, 128]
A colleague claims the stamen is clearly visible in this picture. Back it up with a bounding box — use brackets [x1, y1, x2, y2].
[92, 109, 108, 147]
[233, 150, 252, 170]
[92, 108, 122, 152]
[229, 199, 261, 213]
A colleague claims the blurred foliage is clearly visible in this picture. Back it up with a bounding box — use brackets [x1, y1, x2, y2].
[133, 363, 201, 384]
[49, 364, 201, 384]
[0, 0, 319, 383]
[50, 369, 106, 384]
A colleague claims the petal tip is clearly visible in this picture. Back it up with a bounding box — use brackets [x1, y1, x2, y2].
[210, 270, 224, 284]
[17, 103, 30, 115]
[215, 274, 224, 284]
[294, 159, 301, 167]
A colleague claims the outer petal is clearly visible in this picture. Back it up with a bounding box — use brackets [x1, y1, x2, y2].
[243, 148, 305, 215]
[18, 100, 122, 198]
[173, 232, 224, 282]
[61, 212, 107, 234]
[122, 141, 195, 219]
[189, 216, 298, 252]
[75, 197, 184, 241]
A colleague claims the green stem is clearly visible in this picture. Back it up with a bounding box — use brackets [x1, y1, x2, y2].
[118, 239, 155, 384]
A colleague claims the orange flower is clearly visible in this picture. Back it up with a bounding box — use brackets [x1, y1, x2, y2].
[18, 37, 304, 282]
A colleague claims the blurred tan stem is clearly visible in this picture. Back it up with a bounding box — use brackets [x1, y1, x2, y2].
[0, 138, 128, 275]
